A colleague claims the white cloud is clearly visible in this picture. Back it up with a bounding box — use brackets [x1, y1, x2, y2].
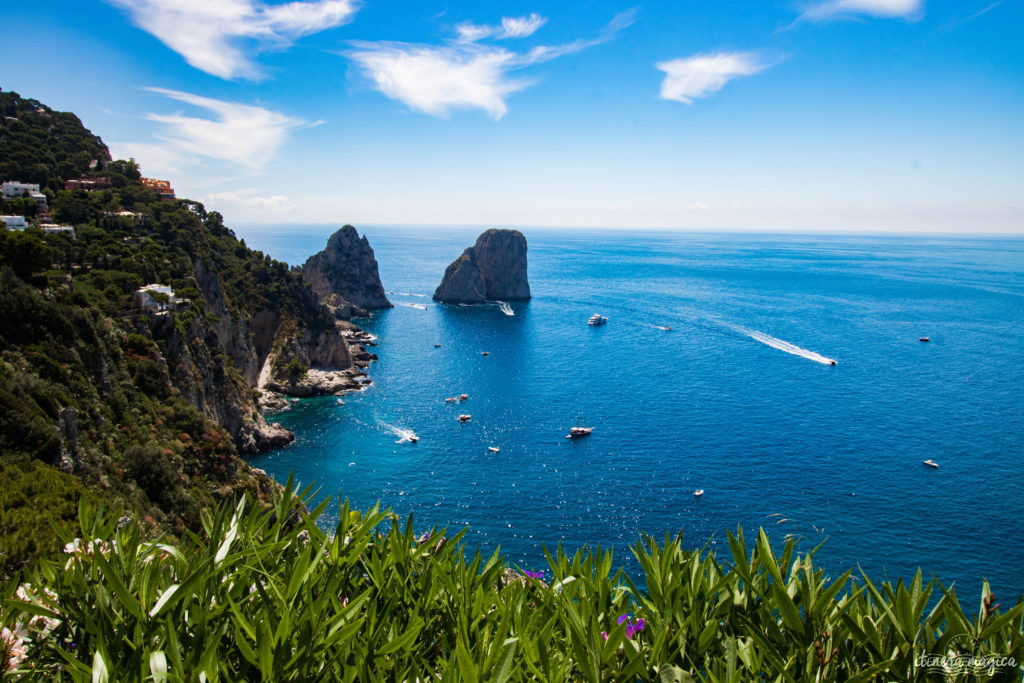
[798, 0, 924, 22]
[205, 189, 293, 211]
[104, 0, 359, 79]
[456, 13, 547, 42]
[686, 201, 709, 210]
[113, 88, 306, 175]
[349, 10, 634, 119]
[657, 52, 770, 105]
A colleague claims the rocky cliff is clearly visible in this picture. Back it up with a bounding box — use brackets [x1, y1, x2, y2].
[302, 226, 391, 317]
[433, 229, 531, 304]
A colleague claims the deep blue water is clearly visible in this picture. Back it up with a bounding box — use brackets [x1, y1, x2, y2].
[240, 225, 1024, 599]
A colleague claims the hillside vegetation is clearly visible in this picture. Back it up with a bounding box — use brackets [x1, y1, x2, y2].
[0, 90, 335, 577]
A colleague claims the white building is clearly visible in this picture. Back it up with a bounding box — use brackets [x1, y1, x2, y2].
[40, 224, 75, 238]
[1, 181, 48, 214]
[1, 181, 40, 199]
[1, 215, 28, 230]
[137, 284, 176, 312]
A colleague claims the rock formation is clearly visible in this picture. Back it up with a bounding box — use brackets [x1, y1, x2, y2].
[433, 229, 531, 304]
[302, 225, 391, 317]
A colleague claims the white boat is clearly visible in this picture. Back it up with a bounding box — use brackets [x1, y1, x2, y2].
[694, 489, 704, 497]
[588, 314, 608, 326]
[459, 394, 469, 401]
[566, 426, 593, 439]
[408, 435, 419, 443]
[481, 351, 490, 356]
[445, 397, 457, 403]
[488, 446, 500, 453]
[919, 337, 930, 343]
[336, 398, 344, 405]
[923, 459, 939, 468]
[458, 414, 471, 422]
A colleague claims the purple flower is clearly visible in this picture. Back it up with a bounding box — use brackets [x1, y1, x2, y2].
[601, 631, 608, 641]
[422, 532, 430, 541]
[523, 569, 544, 580]
[617, 614, 630, 624]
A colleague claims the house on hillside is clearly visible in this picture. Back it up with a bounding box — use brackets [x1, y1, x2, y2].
[136, 284, 176, 312]
[1, 180, 49, 216]
[64, 177, 111, 190]
[141, 178, 175, 200]
[40, 224, 75, 238]
[1, 215, 28, 230]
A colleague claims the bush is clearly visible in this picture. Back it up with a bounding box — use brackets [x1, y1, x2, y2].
[3, 487, 1022, 680]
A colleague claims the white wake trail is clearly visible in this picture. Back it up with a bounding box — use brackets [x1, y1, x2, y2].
[398, 302, 428, 310]
[498, 301, 515, 316]
[730, 325, 836, 365]
[380, 422, 418, 443]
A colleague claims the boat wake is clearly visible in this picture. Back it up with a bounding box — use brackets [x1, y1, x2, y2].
[638, 322, 672, 331]
[380, 422, 419, 443]
[398, 302, 428, 310]
[395, 292, 429, 298]
[729, 325, 836, 365]
[497, 301, 515, 316]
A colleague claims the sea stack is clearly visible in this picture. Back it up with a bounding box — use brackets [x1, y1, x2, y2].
[302, 225, 392, 317]
[433, 229, 531, 304]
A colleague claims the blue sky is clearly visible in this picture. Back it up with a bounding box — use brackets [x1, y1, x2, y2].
[3, 0, 1023, 232]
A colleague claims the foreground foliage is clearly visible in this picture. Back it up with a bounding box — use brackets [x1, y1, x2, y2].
[2, 485, 1021, 681]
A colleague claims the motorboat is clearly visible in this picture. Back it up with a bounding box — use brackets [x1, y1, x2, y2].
[566, 426, 593, 439]
[336, 398, 344, 405]
[434, 343, 442, 348]
[919, 337, 930, 342]
[694, 489, 704, 497]
[588, 314, 608, 326]
[481, 351, 490, 356]
[445, 397, 457, 403]
[923, 459, 939, 468]
[459, 394, 469, 401]
[830, 360, 837, 366]
[458, 414, 471, 422]
[408, 435, 419, 443]
[488, 446, 500, 453]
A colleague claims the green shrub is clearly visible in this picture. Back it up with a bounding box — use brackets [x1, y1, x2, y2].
[3, 486, 1022, 680]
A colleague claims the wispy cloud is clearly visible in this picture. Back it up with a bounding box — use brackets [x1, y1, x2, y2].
[456, 13, 547, 42]
[112, 89, 307, 174]
[104, 0, 359, 79]
[347, 10, 635, 120]
[205, 189, 293, 211]
[657, 52, 771, 105]
[797, 0, 924, 22]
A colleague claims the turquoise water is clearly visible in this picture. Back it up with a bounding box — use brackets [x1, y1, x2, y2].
[241, 225, 1024, 598]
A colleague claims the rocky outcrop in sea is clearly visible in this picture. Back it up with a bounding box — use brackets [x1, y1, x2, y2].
[302, 225, 392, 317]
[433, 229, 531, 304]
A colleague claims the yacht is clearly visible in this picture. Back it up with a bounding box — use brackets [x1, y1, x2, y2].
[566, 426, 594, 439]
[459, 394, 469, 401]
[458, 414, 471, 422]
[919, 337, 930, 342]
[694, 489, 704, 497]
[488, 446, 500, 453]
[588, 314, 608, 326]
[923, 459, 939, 468]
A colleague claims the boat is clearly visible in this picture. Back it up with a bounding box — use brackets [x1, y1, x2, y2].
[566, 426, 593, 439]
[923, 459, 939, 468]
[664, 326, 672, 331]
[481, 351, 490, 356]
[694, 489, 704, 497]
[445, 397, 457, 403]
[336, 398, 344, 405]
[830, 360, 837, 366]
[434, 343, 441, 348]
[459, 394, 469, 401]
[588, 314, 608, 326]
[488, 446, 500, 453]
[919, 337, 930, 342]
[458, 414, 471, 422]
[408, 435, 419, 443]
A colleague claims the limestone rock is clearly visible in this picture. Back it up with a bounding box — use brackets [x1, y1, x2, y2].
[302, 225, 391, 316]
[433, 229, 530, 304]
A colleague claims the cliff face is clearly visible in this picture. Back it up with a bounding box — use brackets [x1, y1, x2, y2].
[302, 226, 391, 317]
[433, 229, 531, 304]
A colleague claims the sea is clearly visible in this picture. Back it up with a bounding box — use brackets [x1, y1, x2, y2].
[238, 225, 1024, 599]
